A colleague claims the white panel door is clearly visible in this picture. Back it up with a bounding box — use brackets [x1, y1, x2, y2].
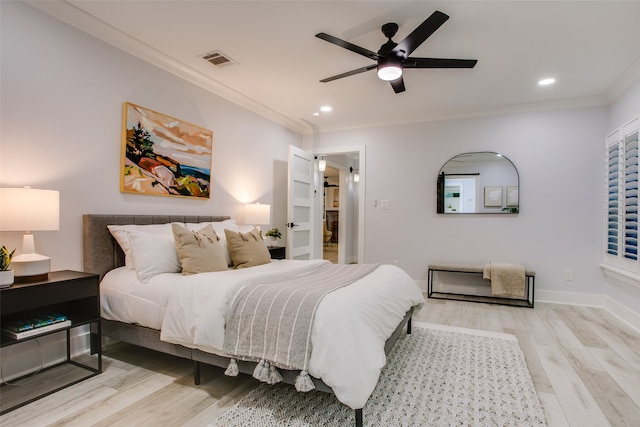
[287, 145, 314, 259]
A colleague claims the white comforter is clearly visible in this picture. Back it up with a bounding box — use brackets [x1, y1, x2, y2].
[102, 260, 424, 409]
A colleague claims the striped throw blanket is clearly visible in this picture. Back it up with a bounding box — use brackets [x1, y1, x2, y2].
[223, 263, 379, 390]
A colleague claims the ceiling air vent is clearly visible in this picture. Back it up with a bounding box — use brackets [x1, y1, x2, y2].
[201, 50, 236, 68]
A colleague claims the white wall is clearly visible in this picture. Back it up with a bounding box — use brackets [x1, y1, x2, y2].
[0, 2, 302, 273]
[314, 107, 607, 302]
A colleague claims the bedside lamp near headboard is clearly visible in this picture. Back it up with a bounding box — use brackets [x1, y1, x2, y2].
[244, 203, 271, 232]
[0, 187, 60, 281]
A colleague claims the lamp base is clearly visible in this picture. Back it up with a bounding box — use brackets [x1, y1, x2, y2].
[11, 253, 50, 281]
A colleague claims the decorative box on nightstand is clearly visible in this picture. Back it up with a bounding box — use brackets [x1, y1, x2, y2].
[0, 270, 102, 414]
[268, 246, 286, 260]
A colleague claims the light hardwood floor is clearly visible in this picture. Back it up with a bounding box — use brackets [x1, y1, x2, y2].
[2, 297, 639, 426]
[323, 242, 338, 263]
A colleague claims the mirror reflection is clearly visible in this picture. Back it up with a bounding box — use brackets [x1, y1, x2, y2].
[437, 152, 519, 214]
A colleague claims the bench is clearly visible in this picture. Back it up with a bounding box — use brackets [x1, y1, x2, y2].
[427, 263, 535, 308]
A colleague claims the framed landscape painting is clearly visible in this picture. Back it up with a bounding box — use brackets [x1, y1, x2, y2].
[121, 102, 213, 199]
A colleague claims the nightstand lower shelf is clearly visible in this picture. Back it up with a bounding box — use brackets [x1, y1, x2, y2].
[0, 270, 102, 415]
[0, 350, 101, 414]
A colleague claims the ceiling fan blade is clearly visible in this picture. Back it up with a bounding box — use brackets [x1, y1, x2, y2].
[393, 10, 449, 58]
[320, 64, 377, 83]
[390, 76, 405, 93]
[316, 33, 379, 60]
[404, 57, 478, 68]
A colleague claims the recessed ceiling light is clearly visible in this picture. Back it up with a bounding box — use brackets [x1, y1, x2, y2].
[320, 106, 333, 112]
[312, 112, 320, 117]
[538, 78, 556, 86]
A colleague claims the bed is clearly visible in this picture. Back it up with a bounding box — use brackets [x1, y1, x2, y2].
[83, 214, 424, 426]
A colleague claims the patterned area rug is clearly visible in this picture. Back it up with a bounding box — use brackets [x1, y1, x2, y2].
[211, 322, 547, 426]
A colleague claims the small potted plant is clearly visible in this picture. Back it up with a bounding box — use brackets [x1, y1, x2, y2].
[265, 228, 282, 244]
[0, 245, 16, 287]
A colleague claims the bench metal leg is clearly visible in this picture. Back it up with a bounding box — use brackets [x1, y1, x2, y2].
[530, 276, 535, 308]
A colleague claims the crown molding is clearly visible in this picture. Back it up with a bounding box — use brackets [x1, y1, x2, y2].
[605, 57, 640, 104]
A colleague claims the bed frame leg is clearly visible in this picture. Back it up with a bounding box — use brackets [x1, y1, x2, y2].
[354, 408, 363, 427]
[194, 361, 201, 385]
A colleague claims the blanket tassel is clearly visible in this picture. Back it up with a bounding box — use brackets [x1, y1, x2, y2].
[295, 370, 315, 392]
[267, 364, 282, 384]
[224, 358, 239, 377]
[253, 359, 271, 382]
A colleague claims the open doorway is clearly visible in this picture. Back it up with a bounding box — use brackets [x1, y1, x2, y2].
[313, 146, 365, 264]
[322, 165, 339, 263]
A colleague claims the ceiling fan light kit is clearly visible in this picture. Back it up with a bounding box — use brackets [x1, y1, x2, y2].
[316, 10, 477, 93]
[377, 58, 403, 81]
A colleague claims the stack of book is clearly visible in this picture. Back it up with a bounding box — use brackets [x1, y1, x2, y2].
[2, 314, 71, 339]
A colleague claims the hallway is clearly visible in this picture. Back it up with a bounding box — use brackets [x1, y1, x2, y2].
[323, 242, 338, 263]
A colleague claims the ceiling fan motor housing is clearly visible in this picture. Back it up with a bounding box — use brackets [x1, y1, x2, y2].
[381, 22, 399, 39]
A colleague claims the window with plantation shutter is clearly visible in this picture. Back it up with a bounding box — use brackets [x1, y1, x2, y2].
[624, 129, 639, 260]
[604, 116, 640, 278]
[607, 136, 620, 256]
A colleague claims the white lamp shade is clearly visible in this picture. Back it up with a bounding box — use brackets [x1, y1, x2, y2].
[0, 188, 60, 231]
[244, 203, 271, 225]
[1, 187, 59, 278]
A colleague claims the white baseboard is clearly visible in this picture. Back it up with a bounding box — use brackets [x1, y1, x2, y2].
[535, 289, 605, 306]
[603, 295, 640, 333]
[535, 290, 640, 333]
[421, 283, 640, 333]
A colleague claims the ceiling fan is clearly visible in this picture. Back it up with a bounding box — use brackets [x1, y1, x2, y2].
[315, 10, 477, 93]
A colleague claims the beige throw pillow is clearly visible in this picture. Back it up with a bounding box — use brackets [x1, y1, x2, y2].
[224, 228, 271, 269]
[172, 223, 228, 274]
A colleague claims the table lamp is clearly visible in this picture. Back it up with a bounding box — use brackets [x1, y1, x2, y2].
[244, 203, 271, 232]
[0, 187, 60, 281]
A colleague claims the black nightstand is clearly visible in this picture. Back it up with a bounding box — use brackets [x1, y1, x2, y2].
[268, 246, 286, 260]
[0, 270, 101, 414]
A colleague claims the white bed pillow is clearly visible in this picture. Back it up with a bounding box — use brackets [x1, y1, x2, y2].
[127, 230, 181, 282]
[107, 223, 176, 269]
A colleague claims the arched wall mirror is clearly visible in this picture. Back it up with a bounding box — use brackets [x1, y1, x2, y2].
[437, 152, 519, 214]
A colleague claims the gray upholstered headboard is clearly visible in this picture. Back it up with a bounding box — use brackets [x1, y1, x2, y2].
[82, 214, 231, 279]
